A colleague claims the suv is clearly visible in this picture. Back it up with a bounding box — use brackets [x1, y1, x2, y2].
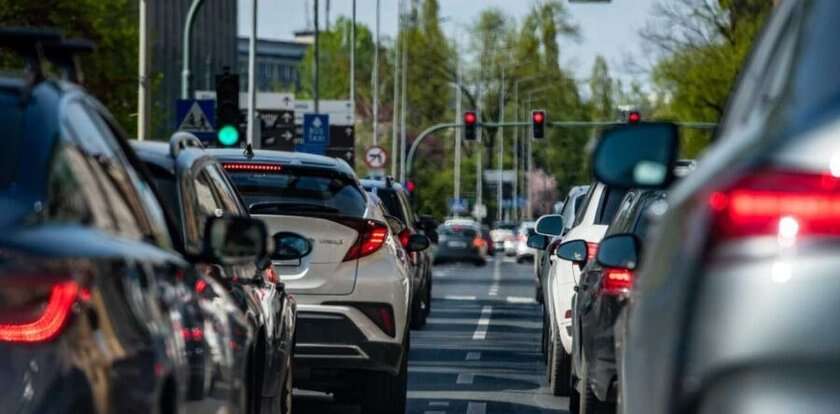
[361, 178, 433, 329]
[209, 148, 428, 414]
[134, 136, 300, 414]
[544, 182, 627, 396]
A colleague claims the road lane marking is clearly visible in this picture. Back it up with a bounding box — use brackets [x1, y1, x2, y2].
[489, 257, 501, 296]
[444, 295, 477, 301]
[472, 306, 492, 340]
[466, 402, 487, 414]
[456, 373, 474, 384]
[429, 401, 450, 407]
[465, 352, 481, 361]
[506, 296, 536, 304]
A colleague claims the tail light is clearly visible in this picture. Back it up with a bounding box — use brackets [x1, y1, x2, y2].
[341, 219, 390, 261]
[708, 169, 840, 244]
[195, 279, 208, 294]
[0, 280, 83, 343]
[264, 266, 279, 284]
[586, 242, 599, 261]
[473, 237, 486, 249]
[398, 228, 411, 249]
[325, 302, 395, 337]
[181, 327, 204, 342]
[222, 162, 283, 173]
[601, 268, 634, 296]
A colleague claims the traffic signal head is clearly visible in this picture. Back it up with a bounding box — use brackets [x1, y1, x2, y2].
[627, 111, 641, 124]
[531, 110, 546, 139]
[215, 70, 241, 147]
[463, 111, 478, 141]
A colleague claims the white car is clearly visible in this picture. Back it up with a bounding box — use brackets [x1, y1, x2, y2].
[212, 149, 428, 414]
[543, 182, 627, 396]
[515, 221, 537, 263]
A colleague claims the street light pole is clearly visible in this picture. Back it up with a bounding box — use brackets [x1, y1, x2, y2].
[372, 0, 380, 145]
[399, 2, 409, 184]
[497, 68, 506, 223]
[391, 0, 402, 177]
[350, 0, 356, 121]
[453, 56, 462, 206]
[246, 0, 258, 146]
[138, 0, 149, 140]
[181, 0, 205, 99]
[314, 0, 320, 113]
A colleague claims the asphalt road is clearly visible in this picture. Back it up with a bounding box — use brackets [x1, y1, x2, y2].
[295, 255, 568, 414]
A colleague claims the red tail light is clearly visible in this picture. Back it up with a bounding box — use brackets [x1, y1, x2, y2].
[586, 242, 599, 261]
[343, 220, 390, 261]
[473, 237, 486, 249]
[398, 228, 411, 249]
[181, 327, 204, 342]
[0, 280, 81, 343]
[325, 302, 395, 337]
[601, 268, 634, 296]
[195, 279, 208, 294]
[222, 162, 283, 173]
[708, 169, 840, 243]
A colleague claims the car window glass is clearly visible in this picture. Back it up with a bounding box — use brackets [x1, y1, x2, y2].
[42, 142, 95, 225]
[573, 185, 596, 227]
[195, 170, 224, 218]
[596, 187, 629, 225]
[205, 164, 246, 215]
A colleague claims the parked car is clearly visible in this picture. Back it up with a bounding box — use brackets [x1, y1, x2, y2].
[515, 221, 538, 263]
[134, 136, 303, 414]
[361, 178, 434, 329]
[434, 219, 488, 266]
[591, 2, 840, 413]
[543, 182, 628, 397]
[211, 148, 426, 414]
[0, 29, 257, 414]
[559, 190, 666, 413]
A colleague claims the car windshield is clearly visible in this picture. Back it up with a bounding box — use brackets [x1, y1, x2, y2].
[440, 225, 477, 239]
[227, 167, 367, 217]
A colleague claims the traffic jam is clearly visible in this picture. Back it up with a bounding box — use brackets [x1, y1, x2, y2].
[1, 0, 838, 413]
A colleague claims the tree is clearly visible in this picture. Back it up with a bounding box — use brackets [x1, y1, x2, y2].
[589, 56, 615, 120]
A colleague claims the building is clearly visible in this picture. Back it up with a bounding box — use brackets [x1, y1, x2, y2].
[237, 37, 309, 93]
[148, 0, 238, 136]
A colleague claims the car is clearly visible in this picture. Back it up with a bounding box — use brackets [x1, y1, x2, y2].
[543, 182, 628, 397]
[134, 136, 303, 414]
[515, 221, 538, 263]
[361, 177, 434, 329]
[434, 219, 488, 266]
[587, 2, 840, 413]
[0, 29, 260, 414]
[210, 148, 427, 414]
[491, 222, 517, 252]
[559, 189, 666, 414]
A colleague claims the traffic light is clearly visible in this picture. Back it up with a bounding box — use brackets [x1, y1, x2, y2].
[463, 111, 478, 141]
[627, 110, 641, 124]
[531, 110, 546, 139]
[215, 69, 241, 147]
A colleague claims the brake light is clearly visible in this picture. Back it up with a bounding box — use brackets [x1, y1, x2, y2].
[264, 266, 278, 284]
[181, 327, 204, 342]
[222, 162, 282, 173]
[473, 237, 486, 248]
[586, 242, 599, 261]
[601, 268, 634, 296]
[343, 220, 390, 261]
[398, 228, 411, 249]
[708, 169, 840, 243]
[195, 279, 208, 294]
[0, 281, 81, 343]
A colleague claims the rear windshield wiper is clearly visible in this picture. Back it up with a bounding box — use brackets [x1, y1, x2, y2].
[249, 202, 341, 215]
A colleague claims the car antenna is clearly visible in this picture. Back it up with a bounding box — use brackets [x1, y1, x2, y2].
[243, 143, 254, 159]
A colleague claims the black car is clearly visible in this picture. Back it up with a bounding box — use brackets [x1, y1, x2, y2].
[133, 136, 301, 414]
[434, 220, 487, 266]
[361, 178, 433, 329]
[0, 29, 263, 414]
[558, 190, 664, 414]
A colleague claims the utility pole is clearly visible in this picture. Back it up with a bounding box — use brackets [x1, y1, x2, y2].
[453, 54, 462, 206]
[391, 0, 402, 177]
[137, 0, 149, 140]
[372, 0, 380, 145]
[526, 93, 535, 220]
[181, 0, 206, 99]
[246, 0, 258, 146]
[350, 0, 356, 122]
[399, 0, 409, 184]
[497, 68, 505, 223]
[314, 0, 320, 113]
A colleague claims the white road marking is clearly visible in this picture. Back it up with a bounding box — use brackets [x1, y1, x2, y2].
[489, 257, 501, 296]
[466, 402, 487, 414]
[506, 296, 537, 304]
[444, 295, 477, 301]
[465, 352, 481, 361]
[472, 306, 492, 340]
[429, 401, 450, 407]
[456, 373, 474, 384]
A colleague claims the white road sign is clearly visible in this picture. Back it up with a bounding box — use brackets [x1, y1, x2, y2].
[365, 146, 388, 169]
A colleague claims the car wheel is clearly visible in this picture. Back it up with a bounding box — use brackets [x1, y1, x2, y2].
[424, 279, 432, 318]
[360, 332, 409, 414]
[474, 259, 486, 267]
[569, 389, 581, 414]
[410, 292, 427, 329]
[279, 352, 293, 414]
[549, 331, 572, 396]
[579, 350, 615, 414]
[536, 285, 544, 304]
[541, 312, 549, 362]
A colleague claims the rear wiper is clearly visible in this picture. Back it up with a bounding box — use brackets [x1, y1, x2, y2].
[249, 202, 341, 215]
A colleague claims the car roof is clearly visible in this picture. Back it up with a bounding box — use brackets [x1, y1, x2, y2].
[130, 140, 214, 174]
[205, 148, 355, 176]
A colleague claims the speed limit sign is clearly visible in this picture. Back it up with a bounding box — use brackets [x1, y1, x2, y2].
[365, 146, 388, 169]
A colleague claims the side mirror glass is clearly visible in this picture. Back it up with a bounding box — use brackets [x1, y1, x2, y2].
[203, 216, 268, 265]
[384, 215, 406, 235]
[593, 123, 679, 189]
[535, 214, 565, 236]
[406, 234, 431, 252]
[527, 234, 549, 250]
[596, 233, 640, 270]
[272, 232, 313, 262]
[556, 239, 588, 265]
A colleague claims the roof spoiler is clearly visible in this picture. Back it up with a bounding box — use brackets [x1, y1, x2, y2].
[0, 27, 95, 85]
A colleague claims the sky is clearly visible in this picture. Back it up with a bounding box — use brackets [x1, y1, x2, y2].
[238, 0, 660, 86]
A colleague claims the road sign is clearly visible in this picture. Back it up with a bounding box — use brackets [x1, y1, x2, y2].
[326, 147, 355, 168]
[365, 146, 388, 169]
[330, 125, 355, 147]
[303, 114, 330, 145]
[260, 109, 295, 150]
[176, 99, 216, 143]
[448, 198, 469, 214]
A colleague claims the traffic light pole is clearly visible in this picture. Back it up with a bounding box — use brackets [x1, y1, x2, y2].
[181, 0, 206, 99]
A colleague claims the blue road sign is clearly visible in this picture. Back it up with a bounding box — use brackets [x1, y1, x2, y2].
[303, 113, 330, 145]
[448, 198, 469, 213]
[176, 99, 216, 143]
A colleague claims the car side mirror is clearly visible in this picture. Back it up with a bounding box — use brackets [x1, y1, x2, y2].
[406, 234, 431, 252]
[527, 234, 549, 250]
[593, 122, 679, 189]
[202, 216, 268, 266]
[272, 232, 313, 263]
[384, 214, 406, 235]
[596, 233, 640, 270]
[556, 239, 588, 265]
[535, 214, 565, 236]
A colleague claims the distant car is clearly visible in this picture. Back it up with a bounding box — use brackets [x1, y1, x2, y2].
[210, 148, 426, 414]
[515, 221, 538, 263]
[434, 220, 487, 266]
[481, 225, 496, 255]
[361, 178, 434, 329]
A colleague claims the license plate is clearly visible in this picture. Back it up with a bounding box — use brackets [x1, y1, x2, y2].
[448, 241, 467, 248]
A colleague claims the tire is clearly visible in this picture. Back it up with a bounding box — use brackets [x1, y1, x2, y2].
[549, 331, 572, 396]
[410, 291, 427, 329]
[424, 279, 432, 318]
[474, 259, 486, 267]
[360, 333, 409, 414]
[578, 350, 615, 414]
[279, 352, 293, 414]
[569, 390, 581, 414]
[536, 285, 544, 304]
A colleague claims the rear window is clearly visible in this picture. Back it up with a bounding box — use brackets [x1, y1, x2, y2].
[440, 226, 477, 239]
[596, 187, 628, 225]
[365, 187, 406, 222]
[226, 166, 367, 217]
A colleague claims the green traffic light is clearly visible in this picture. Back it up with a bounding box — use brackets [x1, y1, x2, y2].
[217, 125, 239, 146]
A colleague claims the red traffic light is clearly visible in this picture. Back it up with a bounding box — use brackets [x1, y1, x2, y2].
[628, 111, 641, 123]
[405, 180, 416, 193]
[532, 111, 545, 124]
[463, 111, 477, 125]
